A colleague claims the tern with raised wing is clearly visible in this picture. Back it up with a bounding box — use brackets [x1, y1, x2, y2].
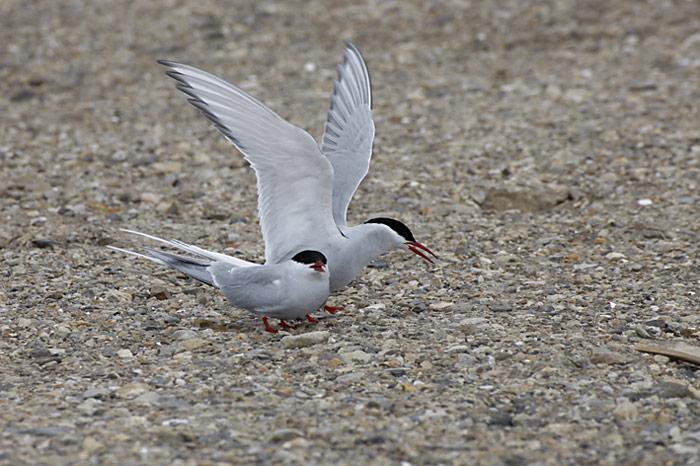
[158, 42, 437, 301]
[108, 229, 329, 333]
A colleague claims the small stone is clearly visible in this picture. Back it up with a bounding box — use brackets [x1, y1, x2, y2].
[363, 303, 386, 311]
[134, 391, 160, 405]
[340, 350, 372, 363]
[269, 428, 304, 443]
[179, 338, 208, 352]
[655, 381, 692, 399]
[491, 304, 513, 313]
[653, 355, 670, 364]
[489, 412, 514, 426]
[150, 286, 171, 301]
[367, 259, 388, 268]
[172, 329, 197, 341]
[116, 349, 133, 359]
[11, 89, 35, 102]
[459, 317, 488, 326]
[116, 383, 148, 399]
[400, 383, 417, 393]
[283, 437, 310, 449]
[140, 192, 162, 204]
[429, 302, 453, 310]
[32, 238, 54, 249]
[281, 331, 330, 349]
[613, 400, 638, 421]
[82, 387, 111, 400]
[590, 349, 628, 365]
[82, 437, 103, 453]
[19, 426, 65, 437]
[161, 418, 190, 427]
[645, 318, 665, 328]
[605, 252, 626, 261]
[54, 325, 71, 338]
[445, 345, 471, 353]
[637, 198, 653, 206]
[77, 399, 102, 416]
[17, 318, 32, 328]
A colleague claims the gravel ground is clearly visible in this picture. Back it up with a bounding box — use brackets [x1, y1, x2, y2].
[2, 0, 699, 464]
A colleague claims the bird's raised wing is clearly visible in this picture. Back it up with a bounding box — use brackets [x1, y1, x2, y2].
[159, 60, 341, 264]
[321, 42, 375, 228]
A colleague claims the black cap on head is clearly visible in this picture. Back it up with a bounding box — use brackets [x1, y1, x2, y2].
[364, 217, 415, 242]
[291, 250, 328, 265]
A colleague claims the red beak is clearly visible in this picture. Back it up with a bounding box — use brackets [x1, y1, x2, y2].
[310, 260, 326, 272]
[406, 241, 438, 264]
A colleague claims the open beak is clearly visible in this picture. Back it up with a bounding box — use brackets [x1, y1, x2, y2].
[406, 241, 438, 264]
[310, 260, 326, 272]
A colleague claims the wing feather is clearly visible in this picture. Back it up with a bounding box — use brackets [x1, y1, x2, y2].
[321, 42, 375, 227]
[159, 60, 341, 264]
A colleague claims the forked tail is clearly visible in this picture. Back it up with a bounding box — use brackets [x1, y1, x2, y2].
[107, 245, 215, 287]
[107, 228, 255, 287]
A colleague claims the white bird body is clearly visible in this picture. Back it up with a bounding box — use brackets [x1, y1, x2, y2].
[158, 43, 436, 295]
[209, 260, 329, 320]
[109, 230, 329, 332]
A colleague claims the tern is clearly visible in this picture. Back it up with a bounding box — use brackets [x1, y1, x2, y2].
[108, 229, 330, 333]
[158, 42, 437, 297]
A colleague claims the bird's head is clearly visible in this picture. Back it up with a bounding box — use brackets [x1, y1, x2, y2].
[364, 217, 437, 263]
[291, 250, 328, 273]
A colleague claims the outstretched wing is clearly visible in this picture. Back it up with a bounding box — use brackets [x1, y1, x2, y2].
[159, 60, 342, 264]
[321, 42, 375, 227]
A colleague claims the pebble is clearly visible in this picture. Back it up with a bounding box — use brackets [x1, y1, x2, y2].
[178, 338, 208, 352]
[82, 437, 103, 453]
[605, 252, 626, 261]
[82, 387, 111, 400]
[134, 391, 160, 405]
[116, 349, 134, 359]
[613, 400, 639, 421]
[590, 349, 628, 365]
[340, 350, 372, 363]
[655, 381, 692, 399]
[280, 331, 330, 349]
[116, 383, 149, 399]
[31, 238, 54, 249]
[17, 318, 33, 328]
[77, 399, 102, 416]
[172, 329, 198, 341]
[269, 429, 304, 443]
[653, 355, 670, 364]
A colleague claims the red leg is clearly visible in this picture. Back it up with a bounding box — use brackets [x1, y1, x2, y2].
[306, 314, 318, 324]
[324, 305, 342, 314]
[279, 319, 297, 330]
[262, 317, 278, 334]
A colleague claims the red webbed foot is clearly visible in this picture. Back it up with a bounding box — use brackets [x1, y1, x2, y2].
[306, 314, 318, 324]
[262, 317, 278, 334]
[279, 319, 297, 330]
[323, 305, 342, 314]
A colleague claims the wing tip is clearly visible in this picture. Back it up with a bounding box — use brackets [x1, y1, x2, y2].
[165, 70, 191, 87]
[157, 59, 177, 67]
[338, 41, 372, 109]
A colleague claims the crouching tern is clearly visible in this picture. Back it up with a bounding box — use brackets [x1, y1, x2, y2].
[158, 42, 437, 298]
[108, 229, 329, 334]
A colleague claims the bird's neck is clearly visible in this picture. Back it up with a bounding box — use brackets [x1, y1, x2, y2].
[347, 223, 397, 257]
[328, 223, 397, 292]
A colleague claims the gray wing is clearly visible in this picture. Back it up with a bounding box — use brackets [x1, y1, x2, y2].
[159, 61, 342, 264]
[321, 42, 375, 227]
[209, 262, 283, 312]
